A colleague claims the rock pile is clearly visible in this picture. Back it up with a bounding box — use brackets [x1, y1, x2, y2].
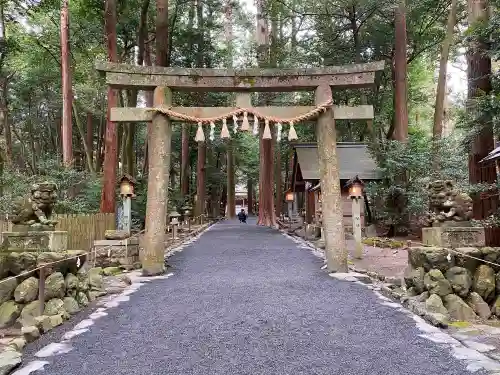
[0, 264, 107, 331]
[0, 262, 116, 374]
[404, 246, 500, 324]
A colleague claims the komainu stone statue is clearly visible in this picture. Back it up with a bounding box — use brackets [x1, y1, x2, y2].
[11, 182, 59, 229]
[427, 180, 473, 226]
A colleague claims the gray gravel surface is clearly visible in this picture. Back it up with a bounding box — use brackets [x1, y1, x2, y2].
[20, 219, 485, 374]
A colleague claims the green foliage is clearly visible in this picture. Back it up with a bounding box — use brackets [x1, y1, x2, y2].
[366, 135, 468, 231]
[0, 157, 102, 215]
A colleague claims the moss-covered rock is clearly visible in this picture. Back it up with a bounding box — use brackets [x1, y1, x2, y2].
[466, 292, 491, 320]
[87, 290, 106, 302]
[44, 298, 68, 318]
[455, 247, 483, 271]
[493, 296, 500, 318]
[443, 294, 477, 321]
[473, 265, 496, 302]
[34, 314, 62, 333]
[14, 276, 38, 303]
[425, 294, 448, 316]
[88, 269, 104, 291]
[18, 300, 42, 327]
[424, 269, 452, 297]
[408, 247, 453, 273]
[76, 291, 89, 307]
[45, 272, 66, 299]
[0, 278, 17, 304]
[0, 301, 22, 328]
[7, 252, 37, 275]
[102, 267, 122, 276]
[362, 237, 404, 249]
[404, 267, 425, 294]
[446, 267, 472, 298]
[65, 273, 78, 291]
[22, 325, 40, 343]
[481, 247, 500, 270]
[63, 297, 80, 314]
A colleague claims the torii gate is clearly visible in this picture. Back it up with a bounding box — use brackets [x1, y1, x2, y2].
[96, 60, 385, 274]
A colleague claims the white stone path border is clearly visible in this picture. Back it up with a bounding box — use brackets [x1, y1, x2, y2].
[281, 230, 500, 374]
[11, 222, 216, 375]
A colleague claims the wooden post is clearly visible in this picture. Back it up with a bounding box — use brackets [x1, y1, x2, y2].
[352, 197, 363, 259]
[315, 84, 348, 273]
[142, 86, 172, 276]
[38, 266, 46, 316]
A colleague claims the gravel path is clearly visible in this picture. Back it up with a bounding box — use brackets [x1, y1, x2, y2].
[18, 219, 485, 374]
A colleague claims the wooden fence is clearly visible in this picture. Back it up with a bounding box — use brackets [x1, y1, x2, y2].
[0, 213, 115, 251]
[485, 227, 500, 247]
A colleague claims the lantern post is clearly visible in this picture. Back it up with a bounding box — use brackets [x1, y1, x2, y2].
[346, 176, 364, 259]
[118, 175, 136, 235]
[285, 190, 295, 220]
[182, 205, 192, 232]
[169, 211, 181, 239]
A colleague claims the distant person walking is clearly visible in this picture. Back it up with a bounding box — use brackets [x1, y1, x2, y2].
[237, 209, 247, 223]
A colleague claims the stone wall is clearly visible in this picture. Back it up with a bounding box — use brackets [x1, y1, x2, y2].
[405, 246, 500, 322]
[0, 258, 108, 333]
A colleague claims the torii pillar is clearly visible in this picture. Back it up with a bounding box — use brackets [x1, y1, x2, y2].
[315, 84, 347, 273]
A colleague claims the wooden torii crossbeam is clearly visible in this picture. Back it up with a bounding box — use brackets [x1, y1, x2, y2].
[108, 105, 374, 123]
[96, 60, 385, 275]
[95, 61, 384, 92]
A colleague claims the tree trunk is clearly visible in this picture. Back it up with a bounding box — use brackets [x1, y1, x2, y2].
[73, 102, 96, 174]
[195, 140, 206, 217]
[226, 140, 235, 217]
[467, 0, 497, 219]
[247, 178, 253, 215]
[432, 0, 458, 173]
[193, 0, 206, 217]
[224, 0, 236, 219]
[349, 6, 374, 141]
[125, 90, 136, 176]
[0, 78, 12, 166]
[316, 84, 347, 272]
[96, 114, 105, 172]
[142, 39, 153, 176]
[142, 87, 172, 276]
[0, 3, 12, 165]
[270, 7, 282, 217]
[256, 0, 276, 227]
[393, 0, 408, 143]
[86, 112, 93, 169]
[275, 145, 282, 216]
[60, 0, 73, 167]
[181, 123, 189, 197]
[258, 124, 276, 226]
[100, 0, 119, 213]
[156, 0, 169, 67]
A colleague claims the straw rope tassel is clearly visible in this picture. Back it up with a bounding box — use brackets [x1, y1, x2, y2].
[221, 118, 230, 139]
[209, 121, 215, 141]
[253, 116, 259, 135]
[276, 122, 282, 142]
[233, 115, 238, 134]
[241, 112, 250, 131]
[263, 119, 272, 139]
[195, 122, 205, 142]
[288, 121, 298, 141]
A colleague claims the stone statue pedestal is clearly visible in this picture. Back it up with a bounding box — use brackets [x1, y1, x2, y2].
[422, 224, 485, 248]
[92, 238, 140, 268]
[1, 230, 68, 253]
